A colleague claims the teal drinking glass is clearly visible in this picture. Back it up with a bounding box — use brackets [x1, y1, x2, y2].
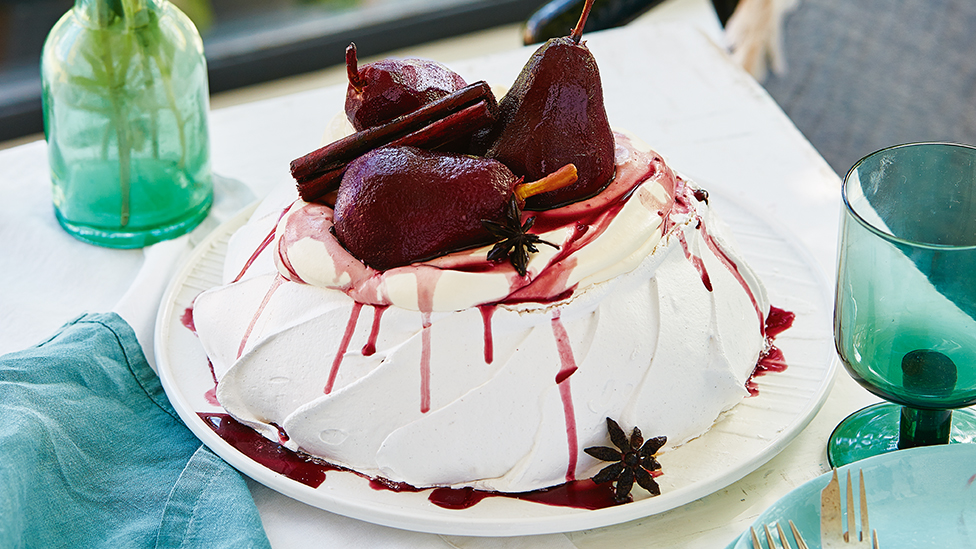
[829, 142, 976, 467]
[41, 0, 212, 249]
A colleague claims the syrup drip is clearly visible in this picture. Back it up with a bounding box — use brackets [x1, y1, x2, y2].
[362, 304, 388, 356]
[502, 251, 579, 305]
[746, 306, 796, 396]
[677, 231, 712, 291]
[325, 301, 364, 394]
[669, 187, 794, 395]
[747, 347, 789, 397]
[204, 358, 219, 406]
[204, 387, 218, 407]
[276, 234, 307, 284]
[369, 477, 424, 493]
[545, 222, 591, 266]
[237, 274, 284, 359]
[234, 225, 276, 283]
[180, 306, 196, 334]
[420, 312, 432, 414]
[182, 297, 215, 404]
[550, 310, 579, 482]
[478, 304, 495, 364]
[270, 422, 290, 444]
[668, 193, 796, 397]
[757, 346, 788, 373]
[232, 203, 294, 283]
[699, 221, 764, 336]
[416, 271, 441, 414]
[764, 305, 795, 339]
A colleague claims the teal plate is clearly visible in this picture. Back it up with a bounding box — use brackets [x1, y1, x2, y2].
[726, 444, 976, 548]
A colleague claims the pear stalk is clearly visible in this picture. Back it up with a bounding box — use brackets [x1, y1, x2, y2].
[514, 164, 578, 203]
[345, 43, 367, 91]
[570, 0, 597, 44]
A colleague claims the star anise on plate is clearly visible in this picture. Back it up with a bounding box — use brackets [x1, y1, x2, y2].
[584, 417, 666, 503]
[482, 196, 558, 277]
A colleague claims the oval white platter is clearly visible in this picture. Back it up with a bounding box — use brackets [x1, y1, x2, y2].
[155, 189, 837, 537]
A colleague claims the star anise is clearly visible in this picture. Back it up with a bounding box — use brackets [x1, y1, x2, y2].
[481, 196, 559, 277]
[584, 417, 666, 503]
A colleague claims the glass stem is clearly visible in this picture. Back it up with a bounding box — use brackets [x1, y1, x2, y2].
[898, 406, 952, 448]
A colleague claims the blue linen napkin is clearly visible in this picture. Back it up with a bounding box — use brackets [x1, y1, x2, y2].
[0, 312, 271, 549]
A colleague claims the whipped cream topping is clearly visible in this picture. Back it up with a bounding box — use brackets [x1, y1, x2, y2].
[192, 133, 770, 493]
[272, 131, 673, 312]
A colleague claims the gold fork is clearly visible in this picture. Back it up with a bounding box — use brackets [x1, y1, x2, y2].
[820, 469, 880, 548]
[750, 520, 809, 549]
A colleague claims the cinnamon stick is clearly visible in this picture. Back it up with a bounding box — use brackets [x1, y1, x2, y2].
[296, 101, 496, 202]
[290, 81, 495, 183]
[388, 100, 494, 151]
[296, 166, 347, 203]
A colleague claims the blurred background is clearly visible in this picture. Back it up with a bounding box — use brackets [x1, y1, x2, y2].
[0, 0, 550, 143]
[2, 0, 976, 177]
[761, 0, 976, 176]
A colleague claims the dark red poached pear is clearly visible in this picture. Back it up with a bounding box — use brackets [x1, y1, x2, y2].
[334, 146, 518, 271]
[484, 0, 614, 210]
[345, 43, 469, 132]
[333, 147, 578, 272]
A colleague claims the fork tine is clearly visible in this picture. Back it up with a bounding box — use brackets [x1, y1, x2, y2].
[872, 528, 879, 549]
[821, 469, 843, 547]
[788, 520, 809, 549]
[821, 468, 878, 548]
[845, 470, 855, 542]
[859, 470, 870, 542]
[751, 526, 763, 549]
[750, 520, 810, 549]
[776, 522, 791, 549]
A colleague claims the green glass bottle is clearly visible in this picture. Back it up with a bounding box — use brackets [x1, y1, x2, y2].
[41, 0, 212, 248]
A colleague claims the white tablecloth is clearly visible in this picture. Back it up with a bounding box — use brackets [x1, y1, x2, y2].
[0, 21, 881, 548]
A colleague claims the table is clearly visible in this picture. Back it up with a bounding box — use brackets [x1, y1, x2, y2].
[0, 14, 882, 549]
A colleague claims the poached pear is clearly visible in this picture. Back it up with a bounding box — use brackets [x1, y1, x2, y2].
[485, 0, 614, 210]
[334, 146, 517, 271]
[344, 43, 468, 132]
[333, 146, 577, 272]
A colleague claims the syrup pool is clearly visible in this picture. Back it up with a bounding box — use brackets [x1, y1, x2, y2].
[746, 306, 796, 396]
[199, 412, 332, 488]
[199, 411, 627, 510]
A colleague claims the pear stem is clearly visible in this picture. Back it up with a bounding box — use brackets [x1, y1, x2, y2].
[514, 164, 578, 203]
[570, 0, 596, 44]
[346, 43, 367, 91]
